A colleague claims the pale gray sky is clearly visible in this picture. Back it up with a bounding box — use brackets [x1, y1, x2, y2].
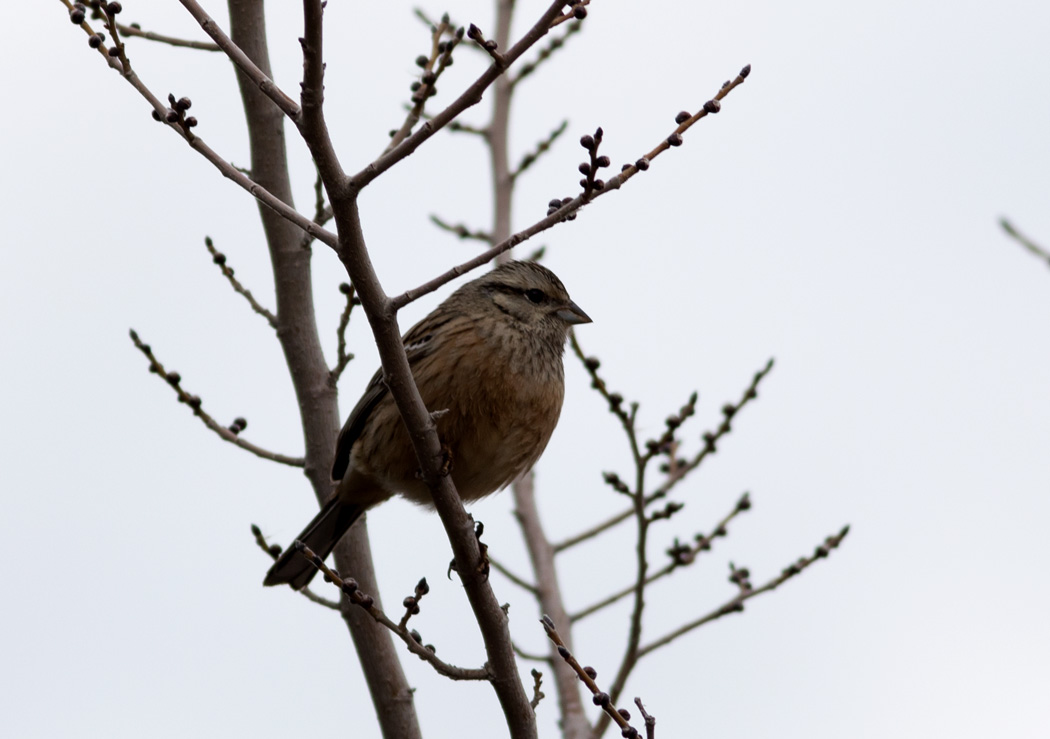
[3, 2, 1049, 737]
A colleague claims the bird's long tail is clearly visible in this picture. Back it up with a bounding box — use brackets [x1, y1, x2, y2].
[263, 497, 365, 590]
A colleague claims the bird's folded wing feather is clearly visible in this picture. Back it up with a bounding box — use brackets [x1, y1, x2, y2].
[330, 317, 444, 480]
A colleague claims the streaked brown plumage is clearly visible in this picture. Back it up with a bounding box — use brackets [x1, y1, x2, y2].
[264, 261, 590, 589]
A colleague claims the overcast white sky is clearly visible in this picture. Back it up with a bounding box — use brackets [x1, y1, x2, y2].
[3, 2, 1049, 738]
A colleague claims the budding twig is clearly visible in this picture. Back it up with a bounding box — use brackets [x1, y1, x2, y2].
[128, 329, 304, 467]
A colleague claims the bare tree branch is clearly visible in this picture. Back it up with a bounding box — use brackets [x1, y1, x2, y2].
[292, 542, 491, 681]
[251, 524, 340, 610]
[331, 282, 357, 381]
[128, 329, 304, 467]
[204, 237, 278, 329]
[637, 525, 851, 658]
[1001, 217, 1050, 269]
[177, 0, 300, 117]
[117, 21, 221, 51]
[541, 615, 646, 739]
[571, 492, 752, 622]
[389, 64, 751, 310]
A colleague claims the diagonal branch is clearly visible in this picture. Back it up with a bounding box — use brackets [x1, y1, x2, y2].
[389, 64, 752, 310]
[129, 329, 304, 467]
[177, 0, 300, 117]
[116, 21, 221, 51]
[555, 357, 774, 552]
[637, 525, 851, 658]
[61, 3, 338, 248]
[204, 237, 278, 329]
[292, 542, 491, 681]
[1001, 217, 1050, 269]
[570, 492, 751, 622]
[349, 0, 571, 190]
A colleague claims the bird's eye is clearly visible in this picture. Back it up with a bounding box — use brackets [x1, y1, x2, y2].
[524, 288, 546, 304]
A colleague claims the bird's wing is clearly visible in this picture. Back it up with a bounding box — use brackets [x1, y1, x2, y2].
[330, 315, 448, 480]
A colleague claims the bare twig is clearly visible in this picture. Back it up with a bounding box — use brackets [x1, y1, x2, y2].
[467, 23, 507, 67]
[512, 120, 568, 180]
[251, 525, 339, 610]
[488, 556, 538, 594]
[513, 643, 553, 664]
[571, 492, 752, 622]
[331, 282, 357, 381]
[128, 329, 304, 467]
[529, 668, 545, 709]
[291, 541, 490, 681]
[62, 3, 338, 248]
[550, 2, 590, 28]
[637, 525, 851, 658]
[390, 64, 752, 310]
[1001, 217, 1050, 269]
[117, 22, 221, 51]
[556, 355, 774, 552]
[541, 615, 645, 739]
[176, 0, 300, 117]
[429, 215, 493, 243]
[204, 237, 278, 329]
[634, 698, 656, 739]
[350, 1, 573, 191]
[511, 22, 582, 87]
[385, 17, 462, 155]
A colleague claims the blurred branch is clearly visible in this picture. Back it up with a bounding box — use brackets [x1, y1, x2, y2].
[430, 214, 493, 243]
[512, 119, 568, 180]
[117, 21, 221, 50]
[511, 22, 582, 87]
[489, 556, 538, 595]
[1001, 217, 1050, 269]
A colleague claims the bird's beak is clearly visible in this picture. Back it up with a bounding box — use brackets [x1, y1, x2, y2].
[557, 300, 592, 325]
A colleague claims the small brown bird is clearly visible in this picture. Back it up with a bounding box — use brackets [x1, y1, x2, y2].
[264, 261, 590, 589]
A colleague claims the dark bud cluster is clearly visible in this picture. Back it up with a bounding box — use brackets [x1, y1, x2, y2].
[728, 563, 753, 591]
[155, 94, 198, 134]
[667, 133, 683, 147]
[583, 665, 597, 679]
[703, 99, 721, 114]
[578, 127, 609, 194]
[602, 471, 630, 495]
[666, 539, 694, 566]
[88, 34, 104, 48]
[675, 110, 691, 125]
[546, 196, 576, 221]
[572, 3, 588, 20]
[70, 3, 87, 23]
[229, 417, 248, 435]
